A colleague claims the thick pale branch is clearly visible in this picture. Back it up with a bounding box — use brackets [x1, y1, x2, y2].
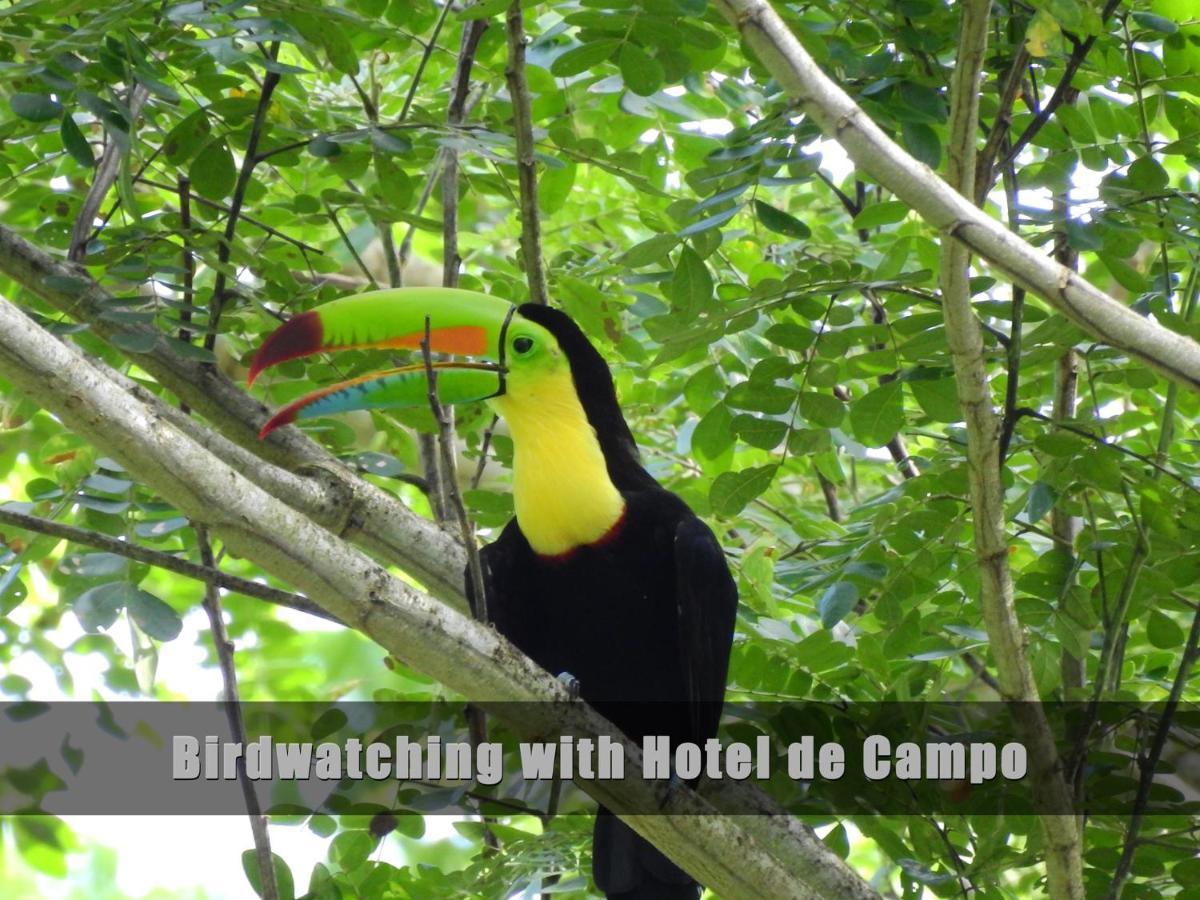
[0, 224, 467, 604]
[0, 294, 877, 900]
[713, 0, 1200, 392]
[937, 2, 1083, 896]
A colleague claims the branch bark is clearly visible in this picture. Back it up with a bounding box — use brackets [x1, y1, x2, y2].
[937, 2, 1083, 896]
[0, 224, 467, 604]
[505, 1, 550, 305]
[0, 292, 879, 900]
[713, 0, 1200, 393]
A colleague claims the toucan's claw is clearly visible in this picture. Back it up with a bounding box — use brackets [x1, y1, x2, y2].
[556, 671, 581, 700]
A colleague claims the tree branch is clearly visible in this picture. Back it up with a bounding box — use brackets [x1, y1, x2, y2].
[0, 292, 879, 900]
[207, 49, 282, 352]
[0, 507, 340, 624]
[196, 526, 280, 900]
[505, 1, 550, 305]
[713, 0, 1200, 393]
[0, 224, 467, 604]
[936, 3, 1083, 896]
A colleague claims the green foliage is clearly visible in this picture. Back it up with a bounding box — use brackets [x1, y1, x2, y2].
[0, 0, 1198, 897]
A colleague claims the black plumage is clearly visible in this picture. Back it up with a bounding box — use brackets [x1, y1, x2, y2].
[469, 305, 739, 899]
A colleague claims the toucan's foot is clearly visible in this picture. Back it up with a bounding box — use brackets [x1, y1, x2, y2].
[659, 773, 684, 811]
[556, 671, 581, 700]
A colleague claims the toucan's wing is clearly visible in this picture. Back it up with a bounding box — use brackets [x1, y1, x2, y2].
[672, 514, 739, 744]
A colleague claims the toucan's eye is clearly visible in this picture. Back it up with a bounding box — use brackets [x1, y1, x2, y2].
[513, 336, 534, 355]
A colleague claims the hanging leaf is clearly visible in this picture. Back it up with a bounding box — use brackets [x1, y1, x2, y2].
[189, 138, 237, 200]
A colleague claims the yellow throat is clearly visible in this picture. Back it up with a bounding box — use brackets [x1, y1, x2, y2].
[489, 368, 625, 557]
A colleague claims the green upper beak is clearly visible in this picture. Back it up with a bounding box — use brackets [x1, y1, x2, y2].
[248, 288, 517, 438]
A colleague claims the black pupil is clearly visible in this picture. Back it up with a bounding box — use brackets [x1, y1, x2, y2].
[513, 337, 533, 353]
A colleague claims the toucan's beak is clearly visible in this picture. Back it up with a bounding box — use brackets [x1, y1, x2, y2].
[248, 288, 516, 438]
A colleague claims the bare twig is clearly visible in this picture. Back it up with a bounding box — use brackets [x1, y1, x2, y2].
[196, 527, 280, 900]
[178, 176, 196, 346]
[325, 202, 380, 291]
[399, 0, 455, 122]
[206, 47, 283, 352]
[1106, 605, 1200, 899]
[0, 507, 340, 624]
[505, 1, 550, 305]
[136, 178, 322, 254]
[69, 84, 151, 262]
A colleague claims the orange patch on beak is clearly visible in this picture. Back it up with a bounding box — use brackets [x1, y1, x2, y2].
[384, 325, 489, 356]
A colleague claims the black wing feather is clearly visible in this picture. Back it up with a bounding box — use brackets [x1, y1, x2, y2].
[671, 514, 739, 745]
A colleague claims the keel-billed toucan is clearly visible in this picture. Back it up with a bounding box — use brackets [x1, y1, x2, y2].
[250, 288, 739, 900]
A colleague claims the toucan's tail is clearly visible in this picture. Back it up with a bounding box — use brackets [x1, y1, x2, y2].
[592, 808, 700, 899]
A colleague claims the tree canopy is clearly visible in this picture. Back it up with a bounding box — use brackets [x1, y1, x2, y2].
[1, 0, 1199, 897]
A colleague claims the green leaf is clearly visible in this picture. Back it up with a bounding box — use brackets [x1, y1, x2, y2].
[851, 201, 909, 230]
[60, 115, 94, 167]
[764, 323, 815, 351]
[11, 93, 63, 122]
[110, 332, 158, 353]
[322, 28, 359, 76]
[671, 247, 713, 315]
[732, 414, 787, 450]
[848, 381, 904, 447]
[710, 465, 778, 516]
[621, 234, 678, 267]
[818, 581, 859, 628]
[753, 199, 811, 239]
[242, 850, 295, 900]
[1132, 11, 1178, 34]
[1147, 609, 1185, 649]
[551, 40, 621, 77]
[798, 391, 845, 428]
[619, 43, 664, 97]
[189, 138, 237, 200]
[163, 110, 211, 164]
[127, 589, 182, 641]
[1100, 255, 1149, 294]
[692, 403, 734, 460]
[73, 582, 131, 632]
[901, 121, 941, 168]
[679, 203, 742, 237]
[1127, 156, 1170, 193]
[1024, 481, 1056, 523]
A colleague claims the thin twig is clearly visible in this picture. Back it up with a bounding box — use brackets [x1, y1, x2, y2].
[995, 0, 1123, 175]
[399, 0, 455, 123]
[505, 1, 550, 305]
[196, 527, 280, 900]
[997, 157, 1025, 463]
[1106, 605, 1200, 899]
[206, 46, 283, 352]
[136, 178, 322, 254]
[178, 175, 196, 345]
[326, 202, 380, 291]
[69, 84, 151, 262]
[0, 507, 341, 624]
